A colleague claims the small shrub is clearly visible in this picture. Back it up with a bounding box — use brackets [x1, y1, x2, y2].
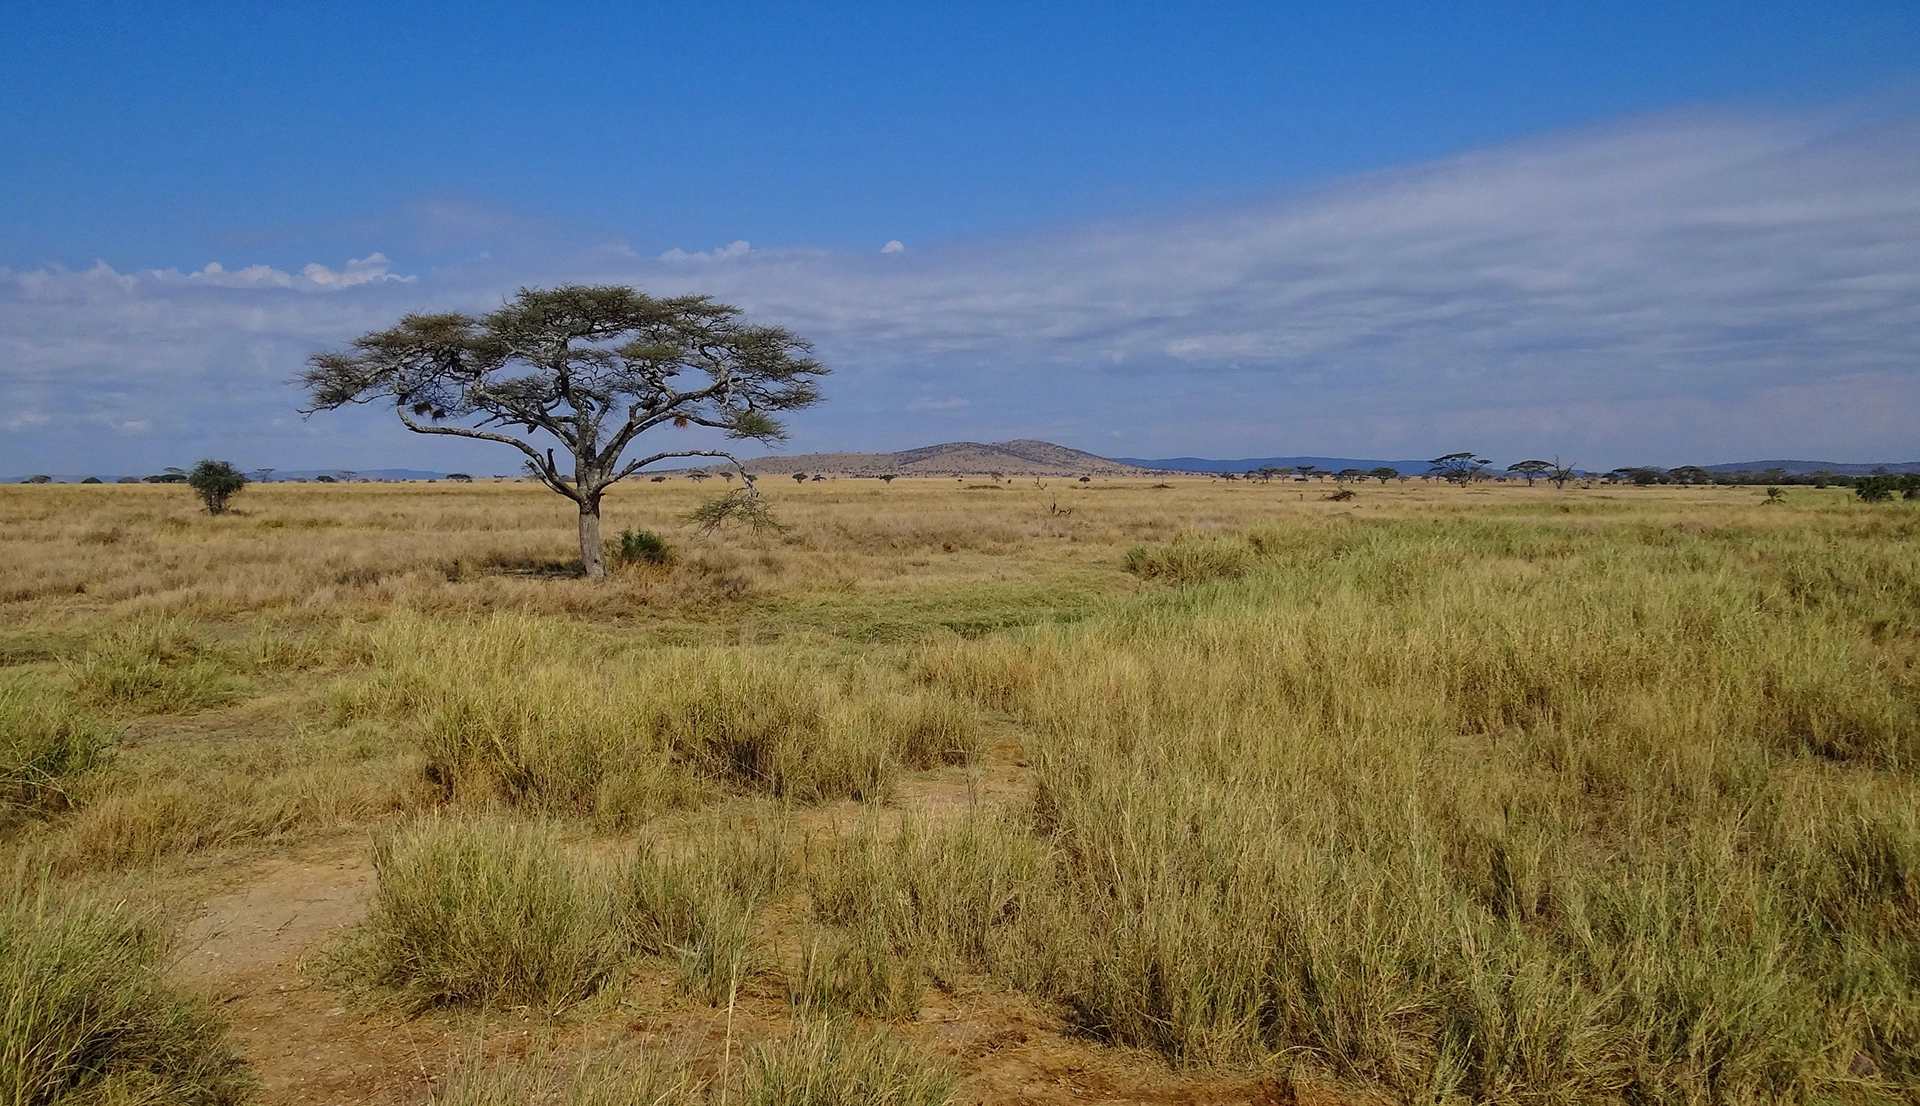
[186, 460, 247, 515]
[346, 815, 624, 1010]
[1856, 476, 1899, 503]
[0, 887, 250, 1106]
[79, 477, 102, 485]
[608, 528, 672, 568]
[745, 1021, 954, 1106]
[1, 684, 110, 816]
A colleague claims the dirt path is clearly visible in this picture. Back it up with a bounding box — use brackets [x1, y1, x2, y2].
[175, 839, 468, 1104]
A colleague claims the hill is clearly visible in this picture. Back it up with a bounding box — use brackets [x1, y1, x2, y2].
[732, 439, 1147, 477]
[1702, 460, 1920, 476]
[1115, 454, 1434, 474]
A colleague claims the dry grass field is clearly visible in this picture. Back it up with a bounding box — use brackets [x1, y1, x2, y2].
[2, 475, 1916, 1104]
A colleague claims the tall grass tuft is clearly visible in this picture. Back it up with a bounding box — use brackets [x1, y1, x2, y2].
[1, 683, 109, 817]
[745, 1021, 955, 1106]
[433, 1050, 708, 1106]
[332, 612, 982, 822]
[346, 814, 623, 1010]
[68, 620, 240, 714]
[1122, 533, 1251, 583]
[0, 885, 251, 1106]
[623, 825, 791, 1003]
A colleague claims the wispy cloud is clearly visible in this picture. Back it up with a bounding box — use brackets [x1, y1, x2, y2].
[2, 108, 1916, 473]
[659, 240, 752, 263]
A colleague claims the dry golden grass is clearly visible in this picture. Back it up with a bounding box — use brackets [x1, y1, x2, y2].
[2, 476, 1915, 1104]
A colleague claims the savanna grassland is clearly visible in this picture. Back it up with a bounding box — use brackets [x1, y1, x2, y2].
[2, 475, 1916, 1105]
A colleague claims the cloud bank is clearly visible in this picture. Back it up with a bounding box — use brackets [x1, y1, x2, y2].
[3, 108, 1916, 473]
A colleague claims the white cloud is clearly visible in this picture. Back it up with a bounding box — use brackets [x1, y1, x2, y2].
[881, 240, 905, 254]
[299, 253, 414, 289]
[659, 240, 751, 262]
[2, 107, 1916, 473]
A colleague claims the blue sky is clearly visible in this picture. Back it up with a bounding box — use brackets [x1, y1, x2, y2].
[3, 1, 1918, 473]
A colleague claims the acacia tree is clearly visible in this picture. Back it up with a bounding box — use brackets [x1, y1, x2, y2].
[1429, 452, 1491, 486]
[300, 285, 825, 577]
[1507, 460, 1552, 486]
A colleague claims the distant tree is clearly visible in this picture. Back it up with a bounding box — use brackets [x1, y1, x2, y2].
[115, 476, 140, 484]
[300, 284, 825, 578]
[1428, 453, 1491, 486]
[811, 474, 826, 481]
[251, 468, 275, 483]
[1546, 459, 1578, 490]
[1855, 475, 1900, 502]
[144, 468, 187, 484]
[1369, 467, 1399, 484]
[1336, 468, 1368, 483]
[650, 474, 668, 483]
[24, 475, 52, 484]
[81, 476, 102, 484]
[1667, 466, 1712, 485]
[314, 474, 337, 483]
[1295, 466, 1319, 481]
[879, 473, 897, 484]
[1610, 467, 1666, 487]
[1507, 460, 1553, 486]
[187, 460, 248, 514]
[444, 472, 474, 482]
[1078, 475, 1091, 483]
[687, 470, 710, 482]
[792, 472, 808, 483]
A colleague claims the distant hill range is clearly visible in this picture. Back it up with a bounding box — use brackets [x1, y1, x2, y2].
[733, 439, 1146, 477]
[1702, 460, 1920, 476]
[11, 449, 1918, 485]
[1115, 455, 1435, 474]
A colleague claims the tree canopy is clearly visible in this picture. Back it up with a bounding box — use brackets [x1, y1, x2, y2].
[300, 285, 826, 577]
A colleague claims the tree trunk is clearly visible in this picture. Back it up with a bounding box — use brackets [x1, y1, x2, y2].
[578, 499, 605, 578]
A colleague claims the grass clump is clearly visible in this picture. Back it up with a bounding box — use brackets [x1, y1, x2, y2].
[68, 621, 240, 714]
[433, 1050, 707, 1106]
[0, 885, 250, 1106]
[746, 1021, 955, 1106]
[1122, 533, 1250, 583]
[346, 814, 623, 1011]
[337, 612, 982, 823]
[624, 825, 790, 1004]
[1, 683, 109, 817]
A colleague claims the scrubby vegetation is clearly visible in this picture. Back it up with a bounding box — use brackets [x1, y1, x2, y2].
[0, 885, 250, 1105]
[1, 477, 1915, 1103]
